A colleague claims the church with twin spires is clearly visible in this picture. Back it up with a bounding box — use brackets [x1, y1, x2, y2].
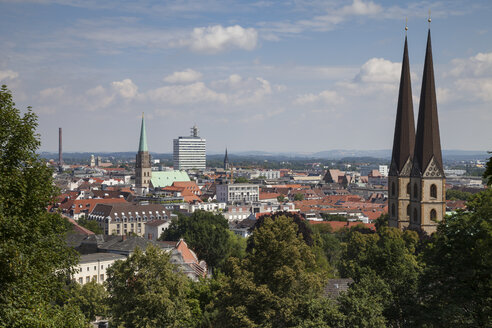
[388, 24, 445, 234]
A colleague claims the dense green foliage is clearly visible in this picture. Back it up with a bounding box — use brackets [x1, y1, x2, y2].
[77, 216, 103, 234]
[418, 188, 492, 327]
[484, 153, 492, 186]
[446, 188, 473, 201]
[214, 215, 331, 327]
[234, 177, 250, 183]
[68, 281, 108, 321]
[105, 245, 196, 327]
[160, 210, 244, 270]
[0, 85, 85, 327]
[293, 193, 305, 201]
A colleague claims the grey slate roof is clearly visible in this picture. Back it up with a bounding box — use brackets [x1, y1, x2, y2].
[79, 252, 126, 264]
[90, 203, 170, 223]
[390, 36, 415, 176]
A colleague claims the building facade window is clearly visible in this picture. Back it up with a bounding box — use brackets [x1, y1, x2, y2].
[406, 183, 411, 195]
[430, 184, 437, 198]
[391, 182, 396, 196]
[413, 208, 418, 222]
[414, 183, 418, 198]
[430, 209, 437, 220]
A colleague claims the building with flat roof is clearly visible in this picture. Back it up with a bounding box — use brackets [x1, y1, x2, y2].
[216, 183, 259, 204]
[173, 125, 206, 170]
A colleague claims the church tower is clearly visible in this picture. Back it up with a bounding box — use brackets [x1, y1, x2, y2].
[409, 28, 445, 234]
[388, 34, 415, 229]
[135, 114, 152, 195]
[224, 148, 230, 170]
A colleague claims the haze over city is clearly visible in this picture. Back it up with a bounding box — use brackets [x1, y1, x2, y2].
[1, 0, 491, 153]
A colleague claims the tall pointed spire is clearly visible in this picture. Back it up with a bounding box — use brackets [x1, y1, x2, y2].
[412, 29, 443, 175]
[138, 113, 148, 152]
[390, 35, 415, 176]
[224, 148, 230, 170]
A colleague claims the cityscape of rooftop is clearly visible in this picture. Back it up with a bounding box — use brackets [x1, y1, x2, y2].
[1, 1, 491, 327]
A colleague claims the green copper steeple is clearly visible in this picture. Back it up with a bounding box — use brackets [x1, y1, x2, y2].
[138, 113, 148, 152]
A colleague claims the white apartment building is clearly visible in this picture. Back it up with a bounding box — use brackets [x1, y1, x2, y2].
[378, 165, 389, 177]
[236, 169, 281, 180]
[73, 253, 126, 285]
[173, 125, 206, 170]
[216, 183, 259, 204]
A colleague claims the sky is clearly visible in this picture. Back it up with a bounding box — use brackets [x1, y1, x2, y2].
[1, 0, 491, 154]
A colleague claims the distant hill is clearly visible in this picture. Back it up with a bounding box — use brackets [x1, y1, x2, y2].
[39, 149, 488, 162]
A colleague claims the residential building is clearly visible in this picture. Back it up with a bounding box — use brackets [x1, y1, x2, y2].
[379, 165, 389, 177]
[73, 252, 125, 285]
[87, 203, 170, 236]
[173, 125, 206, 170]
[144, 219, 170, 241]
[71, 235, 207, 282]
[216, 183, 259, 204]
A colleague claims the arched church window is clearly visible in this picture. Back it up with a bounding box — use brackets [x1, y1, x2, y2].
[414, 183, 418, 198]
[430, 184, 437, 198]
[430, 209, 437, 220]
[406, 183, 411, 196]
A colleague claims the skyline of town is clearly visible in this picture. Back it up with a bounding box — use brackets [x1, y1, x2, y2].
[1, 0, 491, 153]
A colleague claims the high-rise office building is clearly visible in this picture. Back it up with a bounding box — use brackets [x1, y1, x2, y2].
[173, 125, 206, 170]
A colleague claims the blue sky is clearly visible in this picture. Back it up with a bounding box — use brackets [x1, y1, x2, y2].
[1, 0, 491, 153]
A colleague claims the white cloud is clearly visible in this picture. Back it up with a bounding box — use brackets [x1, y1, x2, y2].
[340, 0, 382, 16]
[85, 85, 115, 111]
[111, 78, 138, 99]
[455, 78, 492, 102]
[450, 52, 492, 77]
[355, 58, 401, 83]
[181, 25, 258, 53]
[241, 108, 284, 123]
[39, 86, 65, 99]
[211, 74, 275, 105]
[295, 90, 344, 105]
[146, 82, 227, 105]
[259, 0, 382, 35]
[0, 69, 19, 81]
[164, 69, 202, 83]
